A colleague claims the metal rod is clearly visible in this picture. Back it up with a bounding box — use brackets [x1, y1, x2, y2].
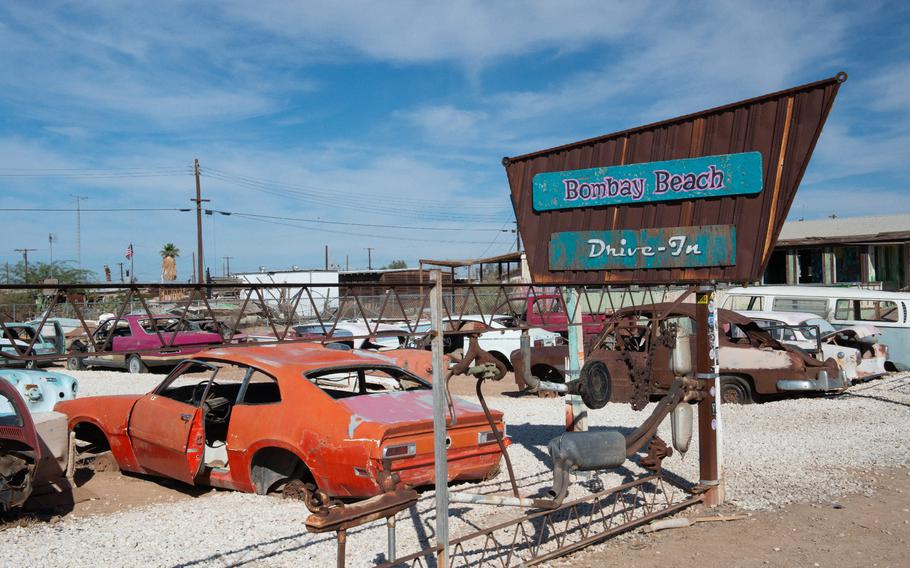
[448, 492, 555, 509]
[386, 514, 396, 562]
[337, 528, 346, 568]
[563, 286, 586, 432]
[429, 269, 449, 568]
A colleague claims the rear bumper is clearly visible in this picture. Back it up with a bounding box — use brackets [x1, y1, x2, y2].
[777, 371, 847, 393]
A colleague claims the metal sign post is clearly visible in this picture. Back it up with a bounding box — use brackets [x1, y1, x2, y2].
[429, 270, 449, 567]
[562, 286, 587, 432]
[695, 286, 724, 506]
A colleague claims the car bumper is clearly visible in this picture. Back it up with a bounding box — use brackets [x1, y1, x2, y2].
[777, 371, 847, 393]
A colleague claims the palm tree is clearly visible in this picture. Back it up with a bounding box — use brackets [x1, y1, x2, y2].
[160, 243, 180, 282]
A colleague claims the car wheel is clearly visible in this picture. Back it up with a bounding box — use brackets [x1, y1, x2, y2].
[720, 377, 752, 404]
[127, 355, 147, 374]
[66, 356, 85, 371]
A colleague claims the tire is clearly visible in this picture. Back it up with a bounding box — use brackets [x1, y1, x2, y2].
[67, 356, 85, 371]
[127, 355, 147, 374]
[720, 376, 753, 404]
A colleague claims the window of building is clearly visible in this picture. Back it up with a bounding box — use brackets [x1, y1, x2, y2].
[763, 250, 788, 284]
[797, 248, 824, 284]
[874, 245, 905, 291]
[833, 246, 862, 283]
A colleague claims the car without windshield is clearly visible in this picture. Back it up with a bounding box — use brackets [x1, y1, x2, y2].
[55, 343, 506, 499]
[67, 314, 223, 374]
[737, 310, 888, 382]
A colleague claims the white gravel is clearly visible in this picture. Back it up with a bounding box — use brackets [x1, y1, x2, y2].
[1, 370, 908, 567]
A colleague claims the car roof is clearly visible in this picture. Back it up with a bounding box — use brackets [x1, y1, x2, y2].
[725, 286, 910, 301]
[736, 310, 827, 324]
[198, 343, 410, 376]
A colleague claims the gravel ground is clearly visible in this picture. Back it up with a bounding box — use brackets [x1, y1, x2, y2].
[1, 370, 908, 567]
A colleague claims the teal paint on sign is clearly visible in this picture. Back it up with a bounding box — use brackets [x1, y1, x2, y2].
[533, 152, 762, 211]
[549, 225, 736, 270]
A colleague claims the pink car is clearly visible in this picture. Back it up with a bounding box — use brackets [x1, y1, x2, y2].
[67, 315, 223, 374]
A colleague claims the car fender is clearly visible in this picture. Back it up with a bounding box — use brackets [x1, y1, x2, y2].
[55, 395, 143, 472]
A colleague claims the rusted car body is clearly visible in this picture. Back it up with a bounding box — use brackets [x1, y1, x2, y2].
[0, 379, 40, 511]
[68, 314, 223, 373]
[512, 303, 843, 404]
[738, 310, 888, 382]
[56, 343, 504, 498]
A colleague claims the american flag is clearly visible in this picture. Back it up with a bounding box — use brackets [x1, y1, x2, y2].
[125, 243, 133, 259]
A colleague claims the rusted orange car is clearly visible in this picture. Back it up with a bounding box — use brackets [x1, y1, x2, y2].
[55, 343, 505, 498]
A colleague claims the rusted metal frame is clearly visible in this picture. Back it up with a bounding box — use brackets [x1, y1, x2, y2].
[196, 290, 223, 332]
[381, 474, 699, 568]
[390, 288, 417, 333]
[66, 294, 101, 353]
[762, 96, 796, 258]
[351, 292, 373, 336]
[166, 288, 200, 348]
[0, 313, 27, 357]
[499, 284, 528, 320]
[135, 291, 168, 350]
[327, 290, 352, 338]
[475, 376, 519, 498]
[21, 292, 60, 358]
[228, 288, 255, 338]
[302, 286, 328, 334]
[278, 289, 305, 341]
[453, 284, 475, 323]
[481, 285, 509, 322]
[372, 289, 393, 326]
[253, 287, 281, 340]
[464, 285, 489, 324]
[99, 288, 135, 353]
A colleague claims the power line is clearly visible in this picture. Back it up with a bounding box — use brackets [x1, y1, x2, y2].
[214, 210, 508, 232]
[201, 169, 508, 222]
[201, 166, 505, 211]
[0, 207, 192, 212]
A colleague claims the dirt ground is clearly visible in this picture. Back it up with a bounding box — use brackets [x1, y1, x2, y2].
[560, 467, 910, 568]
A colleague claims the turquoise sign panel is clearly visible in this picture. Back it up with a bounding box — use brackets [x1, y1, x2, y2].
[549, 225, 736, 270]
[533, 152, 762, 211]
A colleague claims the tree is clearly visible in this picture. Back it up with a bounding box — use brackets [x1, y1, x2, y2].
[160, 243, 180, 282]
[383, 260, 408, 269]
[6, 260, 95, 285]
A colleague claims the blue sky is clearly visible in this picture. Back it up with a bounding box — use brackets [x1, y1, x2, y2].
[0, 1, 907, 281]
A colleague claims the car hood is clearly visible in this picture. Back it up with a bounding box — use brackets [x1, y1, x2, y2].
[822, 324, 880, 342]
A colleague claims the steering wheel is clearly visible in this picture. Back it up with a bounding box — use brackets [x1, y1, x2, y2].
[191, 380, 217, 405]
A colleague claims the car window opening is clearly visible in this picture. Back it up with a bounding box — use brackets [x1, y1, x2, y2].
[304, 366, 429, 399]
[155, 360, 282, 470]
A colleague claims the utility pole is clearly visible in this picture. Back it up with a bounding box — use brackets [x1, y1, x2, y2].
[4, 262, 9, 283]
[14, 248, 37, 283]
[345, 254, 349, 271]
[192, 159, 209, 285]
[222, 256, 233, 277]
[72, 195, 88, 267]
[514, 221, 521, 252]
[365, 247, 374, 270]
[117, 262, 124, 283]
[324, 245, 329, 270]
[48, 233, 58, 263]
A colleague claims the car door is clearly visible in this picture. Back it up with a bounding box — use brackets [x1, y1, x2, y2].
[127, 361, 214, 484]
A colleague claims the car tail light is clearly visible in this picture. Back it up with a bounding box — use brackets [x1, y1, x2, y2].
[382, 442, 416, 459]
[478, 426, 507, 445]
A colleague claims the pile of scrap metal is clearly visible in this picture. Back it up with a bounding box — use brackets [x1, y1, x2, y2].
[0, 369, 79, 513]
[513, 302, 846, 405]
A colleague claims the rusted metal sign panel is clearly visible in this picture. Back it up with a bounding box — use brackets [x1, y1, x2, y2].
[533, 152, 763, 211]
[505, 73, 846, 285]
[549, 225, 735, 270]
